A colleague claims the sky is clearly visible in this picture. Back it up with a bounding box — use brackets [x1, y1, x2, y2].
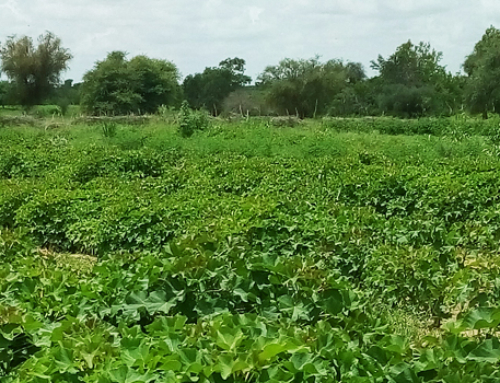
[1, 0, 500, 83]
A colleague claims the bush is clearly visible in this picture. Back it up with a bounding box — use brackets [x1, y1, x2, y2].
[269, 116, 302, 128]
[33, 105, 62, 118]
[101, 122, 118, 138]
[55, 98, 70, 116]
[178, 101, 210, 137]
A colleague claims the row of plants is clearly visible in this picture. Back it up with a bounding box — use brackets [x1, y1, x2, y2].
[2, 121, 500, 381]
[3, 111, 500, 143]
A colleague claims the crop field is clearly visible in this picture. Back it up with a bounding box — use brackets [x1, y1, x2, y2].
[2, 118, 500, 382]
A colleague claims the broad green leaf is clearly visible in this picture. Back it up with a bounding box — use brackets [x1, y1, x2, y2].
[467, 339, 500, 363]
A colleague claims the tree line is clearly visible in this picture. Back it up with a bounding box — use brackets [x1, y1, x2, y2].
[1, 27, 500, 118]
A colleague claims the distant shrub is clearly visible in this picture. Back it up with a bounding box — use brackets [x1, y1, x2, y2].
[157, 105, 178, 123]
[33, 105, 62, 118]
[74, 116, 151, 126]
[269, 116, 301, 128]
[55, 98, 70, 116]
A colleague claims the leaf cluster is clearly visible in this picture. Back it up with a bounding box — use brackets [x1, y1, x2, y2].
[81, 51, 181, 116]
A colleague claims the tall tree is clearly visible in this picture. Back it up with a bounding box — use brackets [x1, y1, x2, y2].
[0, 32, 72, 109]
[371, 41, 457, 117]
[183, 58, 251, 115]
[81, 51, 181, 115]
[463, 26, 500, 118]
[371, 41, 444, 87]
[258, 57, 364, 117]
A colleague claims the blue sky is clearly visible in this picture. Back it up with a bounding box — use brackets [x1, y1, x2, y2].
[1, 0, 499, 82]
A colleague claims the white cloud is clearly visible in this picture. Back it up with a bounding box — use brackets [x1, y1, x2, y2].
[0, 0, 31, 23]
[248, 6, 264, 25]
[1, 0, 499, 82]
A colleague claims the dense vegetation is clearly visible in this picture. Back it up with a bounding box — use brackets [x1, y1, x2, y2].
[1, 26, 500, 118]
[2, 20, 500, 383]
[81, 52, 182, 116]
[2, 116, 500, 382]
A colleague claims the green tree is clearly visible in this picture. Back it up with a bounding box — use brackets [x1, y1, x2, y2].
[463, 26, 500, 118]
[0, 81, 10, 108]
[222, 87, 270, 116]
[371, 41, 444, 86]
[81, 52, 181, 115]
[329, 84, 371, 116]
[258, 57, 364, 118]
[49, 79, 81, 115]
[0, 32, 72, 110]
[183, 57, 251, 115]
[371, 41, 457, 117]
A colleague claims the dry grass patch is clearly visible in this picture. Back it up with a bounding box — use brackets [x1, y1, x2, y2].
[38, 248, 97, 273]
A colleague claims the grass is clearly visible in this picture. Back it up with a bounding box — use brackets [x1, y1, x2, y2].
[0, 104, 81, 118]
[0, 106, 22, 117]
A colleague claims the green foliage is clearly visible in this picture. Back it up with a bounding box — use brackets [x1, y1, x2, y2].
[81, 51, 181, 116]
[258, 57, 365, 118]
[2, 120, 500, 382]
[183, 57, 251, 116]
[372, 41, 444, 86]
[178, 101, 210, 137]
[0, 81, 13, 108]
[101, 122, 118, 138]
[222, 88, 270, 116]
[464, 26, 500, 118]
[371, 41, 461, 117]
[0, 32, 72, 109]
[33, 105, 62, 118]
[50, 80, 81, 115]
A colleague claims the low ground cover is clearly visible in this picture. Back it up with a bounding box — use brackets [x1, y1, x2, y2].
[2, 119, 500, 382]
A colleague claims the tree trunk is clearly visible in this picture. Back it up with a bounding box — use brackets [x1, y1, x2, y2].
[482, 109, 488, 119]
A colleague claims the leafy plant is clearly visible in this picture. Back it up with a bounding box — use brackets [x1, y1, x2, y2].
[2, 118, 500, 382]
[178, 101, 210, 137]
[101, 121, 118, 138]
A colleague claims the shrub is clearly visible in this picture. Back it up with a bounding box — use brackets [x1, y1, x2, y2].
[33, 105, 62, 118]
[178, 101, 210, 137]
[269, 116, 301, 128]
[101, 122, 118, 138]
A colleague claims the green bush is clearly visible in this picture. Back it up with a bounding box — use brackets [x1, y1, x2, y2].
[178, 101, 210, 137]
[101, 121, 117, 138]
[33, 105, 62, 118]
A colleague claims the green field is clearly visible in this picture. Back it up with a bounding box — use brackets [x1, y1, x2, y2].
[2, 118, 500, 382]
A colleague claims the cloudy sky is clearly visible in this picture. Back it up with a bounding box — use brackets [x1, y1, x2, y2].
[1, 0, 499, 83]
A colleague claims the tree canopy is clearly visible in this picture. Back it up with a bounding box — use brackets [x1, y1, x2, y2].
[370, 41, 459, 117]
[258, 57, 365, 118]
[463, 26, 500, 118]
[81, 51, 181, 115]
[5, 27, 500, 120]
[183, 57, 251, 115]
[0, 32, 72, 109]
